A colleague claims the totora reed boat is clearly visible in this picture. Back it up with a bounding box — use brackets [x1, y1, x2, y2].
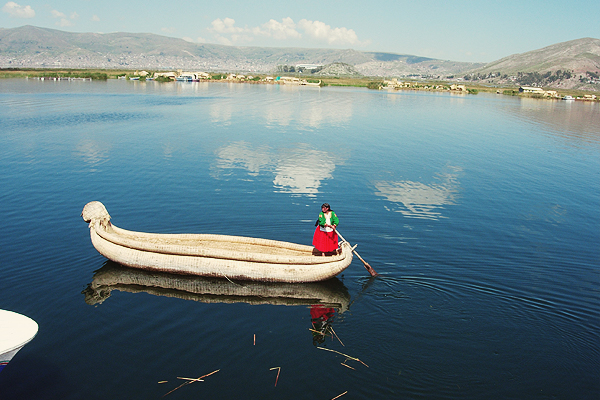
[0, 310, 38, 373]
[82, 201, 355, 283]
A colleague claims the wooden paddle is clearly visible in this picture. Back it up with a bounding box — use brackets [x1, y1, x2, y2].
[335, 229, 379, 277]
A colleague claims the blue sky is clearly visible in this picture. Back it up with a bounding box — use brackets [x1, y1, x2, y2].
[1, 0, 598, 62]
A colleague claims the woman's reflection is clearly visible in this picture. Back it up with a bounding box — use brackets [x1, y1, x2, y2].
[310, 305, 336, 345]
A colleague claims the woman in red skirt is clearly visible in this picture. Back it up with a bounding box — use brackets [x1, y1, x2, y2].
[312, 203, 340, 255]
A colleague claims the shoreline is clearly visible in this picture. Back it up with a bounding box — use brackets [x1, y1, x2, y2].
[1, 68, 597, 100]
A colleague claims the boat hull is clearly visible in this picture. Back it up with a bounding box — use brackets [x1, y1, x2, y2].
[0, 310, 38, 373]
[83, 202, 353, 283]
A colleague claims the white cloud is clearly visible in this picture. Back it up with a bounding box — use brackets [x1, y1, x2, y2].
[206, 17, 368, 47]
[229, 33, 253, 44]
[210, 17, 244, 34]
[161, 27, 176, 34]
[212, 34, 232, 46]
[51, 8, 78, 27]
[208, 18, 256, 44]
[298, 19, 367, 46]
[91, 15, 100, 22]
[2, 1, 35, 18]
[57, 18, 72, 27]
[253, 17, 300, 40]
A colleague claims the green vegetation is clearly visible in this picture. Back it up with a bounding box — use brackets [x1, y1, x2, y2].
[587, 71, 599, 79]
[367, 81, 383, 90]
[464, 69, 582, 88]
[38, 71, 108, 80]
[0, 68, 110, 80]
[464, 71, 502, 81]
[276, 65, 324, 74]
[516, 70, 573, 85]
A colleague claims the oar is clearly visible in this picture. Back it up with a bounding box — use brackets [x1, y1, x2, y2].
[335, 229, 379, 277]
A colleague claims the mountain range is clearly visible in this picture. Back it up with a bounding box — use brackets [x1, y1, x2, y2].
[1, 26, 598, 90]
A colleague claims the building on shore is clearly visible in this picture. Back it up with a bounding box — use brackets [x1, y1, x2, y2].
[450, 84, 468, 92]
[519, 86, 545, 94]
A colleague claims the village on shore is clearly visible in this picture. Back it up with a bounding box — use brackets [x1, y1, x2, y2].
[132, 69, 600, 101]
[11, 67, 599, 102]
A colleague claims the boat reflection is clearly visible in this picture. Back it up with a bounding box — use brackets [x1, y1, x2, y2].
[83, 261, 350, 311]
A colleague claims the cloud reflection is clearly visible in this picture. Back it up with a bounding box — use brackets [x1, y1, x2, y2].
[212, 141, 341, 196]
[213, 141, 272, 177]
[273, 145, 336, 195]
[210, 101, 233, 125]
[76, 139, 111, 170]
[375, 166, 462, 220]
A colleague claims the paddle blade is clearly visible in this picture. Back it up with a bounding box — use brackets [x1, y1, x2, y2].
[364, 262, 379, 277]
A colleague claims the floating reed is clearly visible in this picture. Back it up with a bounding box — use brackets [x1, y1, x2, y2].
[162, 369, 220, 397]
[330, 327, 344, 346]
[316, 347, 369, 368]
[331, 390, 348, 400]
[309, 328, 331, 337]
[177, 377, 204, 382]
[269, 367, 281, 387]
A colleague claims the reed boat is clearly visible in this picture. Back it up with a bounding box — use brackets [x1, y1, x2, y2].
[82, 201, 354, 283]
[83, 261, 350, 311]
[0, 310, 38, 373]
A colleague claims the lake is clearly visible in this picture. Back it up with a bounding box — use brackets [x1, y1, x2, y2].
[0, 79, 598, 399]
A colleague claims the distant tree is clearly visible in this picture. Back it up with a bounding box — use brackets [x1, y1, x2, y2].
[367, 81, 383, 90]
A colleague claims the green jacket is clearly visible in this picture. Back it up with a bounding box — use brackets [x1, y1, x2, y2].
[317, 211, 339, 227]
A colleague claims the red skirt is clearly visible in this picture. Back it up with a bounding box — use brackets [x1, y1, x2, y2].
[312, 227, 339, 252]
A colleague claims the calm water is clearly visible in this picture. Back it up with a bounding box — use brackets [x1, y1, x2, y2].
[0, 79, 598, 399]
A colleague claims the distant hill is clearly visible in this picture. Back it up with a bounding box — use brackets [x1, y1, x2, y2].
[0, 25, 480, 76]
[0, 26, 598, 90]
[463, 38, 600, 90]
